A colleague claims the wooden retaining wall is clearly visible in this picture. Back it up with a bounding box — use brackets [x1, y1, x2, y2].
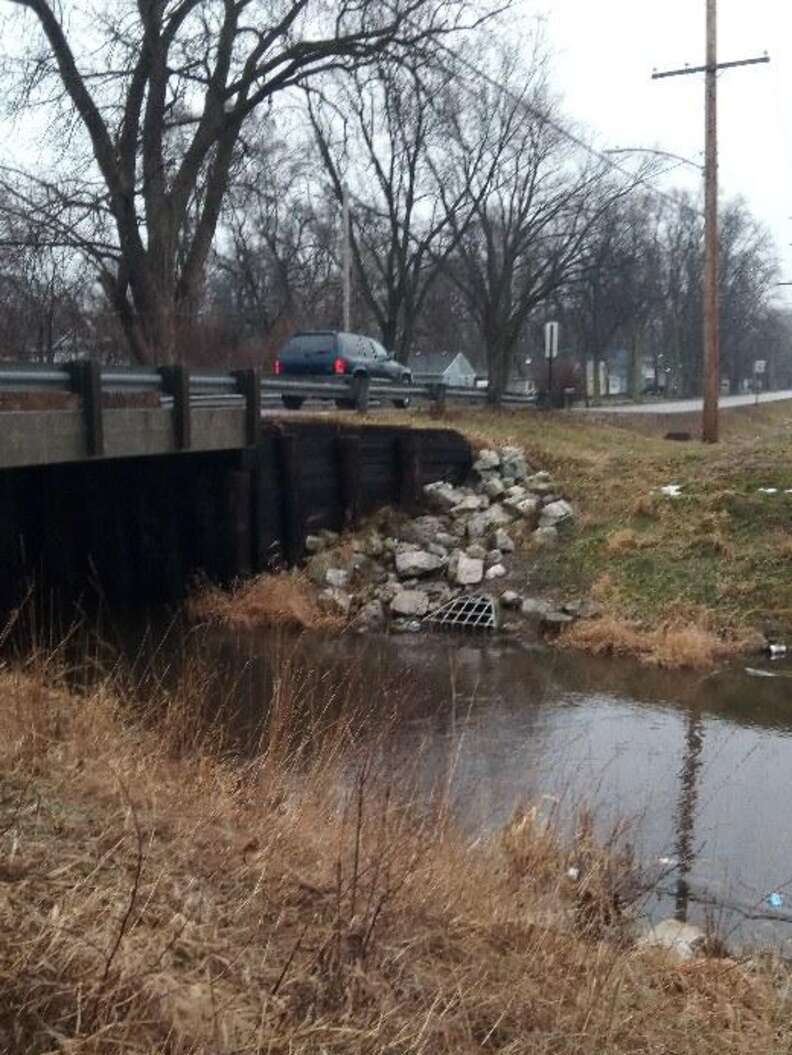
[0, 422, 471, 610]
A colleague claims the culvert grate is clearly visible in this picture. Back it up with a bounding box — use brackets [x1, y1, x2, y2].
[424, 594, 498, 632]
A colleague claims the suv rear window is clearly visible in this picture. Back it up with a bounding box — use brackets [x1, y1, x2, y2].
[282, 334, 337, 355]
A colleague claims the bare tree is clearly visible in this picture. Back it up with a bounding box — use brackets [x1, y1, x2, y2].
[1, 0, 493, 363]
[305, 49, 485, 362]
[437, 44, 646, 402]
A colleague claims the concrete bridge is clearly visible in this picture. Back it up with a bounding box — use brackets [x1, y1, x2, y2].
[0, 361, 471, 610]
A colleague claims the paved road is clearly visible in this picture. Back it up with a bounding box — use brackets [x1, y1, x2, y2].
[578, 389, 792, 415]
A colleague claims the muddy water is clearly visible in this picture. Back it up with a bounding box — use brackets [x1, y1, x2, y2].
[99, 616, 792, 952]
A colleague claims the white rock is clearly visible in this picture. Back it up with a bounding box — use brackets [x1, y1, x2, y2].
[494, 529, 515, 553]
[515, 497, 541, 520]
[320, 587, 352, 615]
[473, 449, 500, 472]
[450, 495, 482, 516]
[485, 563, 507, 580]
[364, 532, 385, 558]
[486, 549, 503, 565]
[501, 591, 522, 608]
[423, 482, 468, 513]
[390, 590, 430, 617]
[395, 549, 445, 578]
[435, 531, 457, 549]
[454, 554, 484, 586]
[484, 477, 506, 499]
[637, 919, 706, 962]
[428, 542, 448, 558]
[540, 499, 574, 527]
[466, 543, 487, 560]
[325, 568, 350, 589]
[532, 526, 559, 547]
[467, 504, 514, 539]
[356, 600, 385, 629]
[305, 534, 326, 554]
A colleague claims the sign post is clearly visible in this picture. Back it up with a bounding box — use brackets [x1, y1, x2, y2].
[753, 359, 766, 405]
[544, 321, 559, 407]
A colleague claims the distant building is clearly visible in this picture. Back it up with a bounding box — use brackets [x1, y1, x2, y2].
[409, 350, 477, 388]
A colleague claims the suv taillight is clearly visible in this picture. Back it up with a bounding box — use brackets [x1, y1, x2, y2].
[333, 357, 348, 375]
[273, 358, 282, 375]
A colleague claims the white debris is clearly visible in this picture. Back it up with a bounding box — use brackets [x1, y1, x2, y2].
[658, 484, 683, 498]
[758, 487, 779, 495]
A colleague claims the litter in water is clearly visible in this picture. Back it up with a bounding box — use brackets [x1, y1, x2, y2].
[745, 668, 779, 679]
[758, 487, 779, 495]
[768, 643, 788, 658]
[767, 892, 785, 910]
[566, 866, 580, 881]
[658, 856, 679, 868]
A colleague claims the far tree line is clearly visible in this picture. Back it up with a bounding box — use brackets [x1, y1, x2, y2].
[0, 1, 786, 400]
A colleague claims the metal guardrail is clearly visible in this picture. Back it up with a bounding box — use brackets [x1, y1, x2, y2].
[0, 359, 538, 457]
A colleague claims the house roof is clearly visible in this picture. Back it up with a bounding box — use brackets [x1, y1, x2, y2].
[409, 350, 475, 376]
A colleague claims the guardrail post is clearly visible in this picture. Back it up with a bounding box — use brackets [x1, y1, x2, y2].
[159, 364, 191, 449]
[233, 367, 261, 445]
[338, 434, 362, 528]
[429, 382, 447, 419]
[397, 432, 422, 511]
[351, 373, 370, 414]
[67, 358, 104, 457]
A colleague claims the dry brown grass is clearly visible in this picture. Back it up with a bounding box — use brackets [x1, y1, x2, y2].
[187, 571, 344, 632]
[561, 614, 744, 670]
[1, 655, 791, 1053]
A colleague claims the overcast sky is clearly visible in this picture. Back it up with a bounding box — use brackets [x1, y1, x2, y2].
[530, 0, 792, 304]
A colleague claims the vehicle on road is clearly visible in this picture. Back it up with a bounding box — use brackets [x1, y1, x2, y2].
[274, 330, 412, 410]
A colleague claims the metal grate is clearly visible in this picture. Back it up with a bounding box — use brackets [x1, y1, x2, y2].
[424, 594, 497, 632]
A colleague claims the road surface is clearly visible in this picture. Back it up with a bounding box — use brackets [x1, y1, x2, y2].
[577, 389, 792, 414]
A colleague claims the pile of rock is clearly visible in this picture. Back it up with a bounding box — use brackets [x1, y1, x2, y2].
[301, 444, 594, 635]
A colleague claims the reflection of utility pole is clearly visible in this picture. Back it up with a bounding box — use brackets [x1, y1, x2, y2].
[653, 1, 768, 444]
[342, 182, 351, 331]
[673, 713, 705, 922]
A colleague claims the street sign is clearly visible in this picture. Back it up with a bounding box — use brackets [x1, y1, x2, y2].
[754, 359, 766, 374]
[544, 321, 559, 360]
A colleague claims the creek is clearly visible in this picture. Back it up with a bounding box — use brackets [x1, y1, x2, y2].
[75, 613, 792, 954]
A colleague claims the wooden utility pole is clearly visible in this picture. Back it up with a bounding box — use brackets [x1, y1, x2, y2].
[653, 6, 768, 443]
[702, 0, 719, 443]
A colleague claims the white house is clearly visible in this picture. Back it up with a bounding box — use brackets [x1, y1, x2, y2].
[409, 350, 477, 388]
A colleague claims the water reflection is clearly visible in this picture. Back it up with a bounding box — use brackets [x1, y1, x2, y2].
[673, 713, 705, 923]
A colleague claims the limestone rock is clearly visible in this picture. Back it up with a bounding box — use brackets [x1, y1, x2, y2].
[466, 543, 487, 560]
[450, 495, 482, 517]
[494, 528, 515, 553]
[473, 449, 500, 473]
[483, 477, 506, 499]
[501, 590, 522, 609]
[423, 481, 467, 513]
[319, 587, 352, 615]
[356, 600, 385, 629]
[305, 534, 326, 554]
[454, 554, 484, 586]
[532, 525, 559, 547]
[485, 549, 503, 566]
[521, 597, 550, 620]
[467, 504, 514, 539]
[540, 499, 574, 528]
[403, 515, 446, 547]
[485, 563, 507, 580]
[390, 590, 430, 617]
[325, 568, 351, 590]
[515, 497, 541, 521]
[637, 919, 706, 962]
[395, 549, 445, 578]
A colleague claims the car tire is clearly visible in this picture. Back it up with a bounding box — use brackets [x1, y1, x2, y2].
[282, 396, 304, 410]
[392, 374, 412, 409]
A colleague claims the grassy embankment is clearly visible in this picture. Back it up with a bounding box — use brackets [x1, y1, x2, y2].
[2, 647, 791, 1054]
[351, 400, 792, 664]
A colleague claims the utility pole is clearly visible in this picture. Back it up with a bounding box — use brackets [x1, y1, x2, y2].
[342, 182, 351, 332]
[653, 3, 768, 443]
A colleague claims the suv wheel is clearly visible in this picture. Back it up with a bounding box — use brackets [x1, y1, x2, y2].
[392, 374, 412, 409]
